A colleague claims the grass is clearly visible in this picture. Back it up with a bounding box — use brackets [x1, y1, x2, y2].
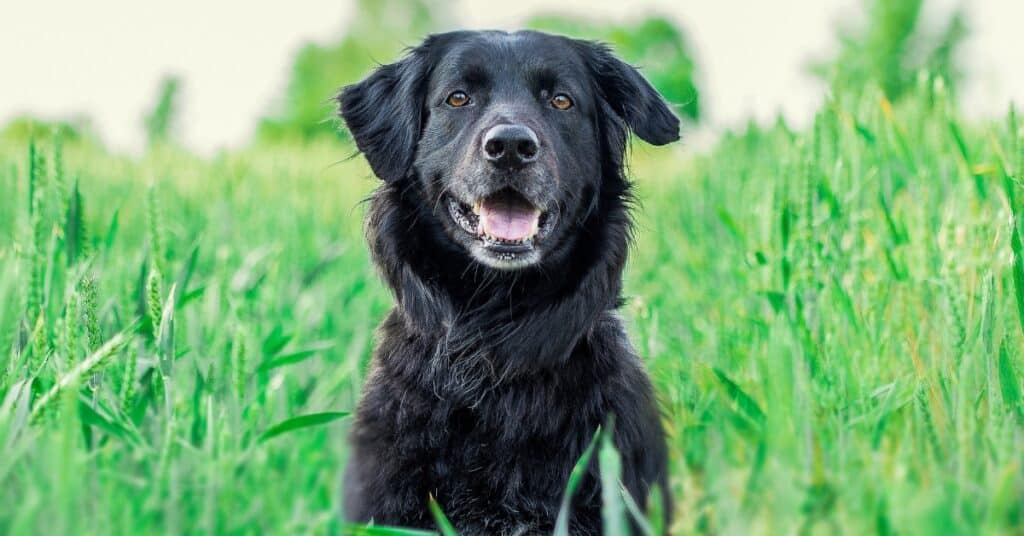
[1, 77, 1023, 534]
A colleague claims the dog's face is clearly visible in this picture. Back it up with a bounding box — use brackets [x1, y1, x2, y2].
[339, 30, 679, 270]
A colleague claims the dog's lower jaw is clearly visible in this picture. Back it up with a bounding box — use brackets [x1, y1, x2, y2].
[467, 243, 542, 270]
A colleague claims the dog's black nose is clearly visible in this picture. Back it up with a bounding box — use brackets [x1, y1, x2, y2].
[482, 124, 539, 169]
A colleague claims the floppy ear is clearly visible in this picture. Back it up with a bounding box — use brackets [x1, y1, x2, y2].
[576, 41, 680, 146]
[337, 44, 432, 182]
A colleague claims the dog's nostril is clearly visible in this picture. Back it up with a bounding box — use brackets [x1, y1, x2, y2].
[484, 139, 505, 158]
[517, 140, 538, 160]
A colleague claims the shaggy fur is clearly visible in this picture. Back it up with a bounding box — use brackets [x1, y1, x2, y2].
[337, 30, 679, 534]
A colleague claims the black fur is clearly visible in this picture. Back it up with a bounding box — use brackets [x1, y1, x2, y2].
[337, 30, 679, 535]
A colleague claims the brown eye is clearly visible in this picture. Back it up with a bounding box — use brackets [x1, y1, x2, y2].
[551, 94, 573, 110]
[446, 91, 470, 107]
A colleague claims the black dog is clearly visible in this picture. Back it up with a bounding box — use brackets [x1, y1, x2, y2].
[338, 30, 678, 535]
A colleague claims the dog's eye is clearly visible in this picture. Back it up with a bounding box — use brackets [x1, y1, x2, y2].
[446, 91, 470, 107]
[551, 94, 573, 110]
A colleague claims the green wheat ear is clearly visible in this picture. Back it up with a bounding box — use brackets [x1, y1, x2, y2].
[147, 269, 163, 339]
[29, 311, 50, 373]
[79, 274, 104, 389]
[65, 178, 88, 267]
[62, 288, 81, 362]
[26, 143, 48, 323]
[146, 183, 167, 276]
[80, 275, 101, 352]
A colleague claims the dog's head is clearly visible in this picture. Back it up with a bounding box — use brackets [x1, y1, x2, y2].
[339, 30, 678, 270]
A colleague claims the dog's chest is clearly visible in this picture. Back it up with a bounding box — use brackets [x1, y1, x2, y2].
[379, 346, 609, 521]
[419, 383, 601, 528]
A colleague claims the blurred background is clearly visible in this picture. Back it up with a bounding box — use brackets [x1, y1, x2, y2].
[1, 0, 1020, 154]
[4, 1, 1024, 534]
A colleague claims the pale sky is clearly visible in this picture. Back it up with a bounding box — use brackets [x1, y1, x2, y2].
[1, 1, 1020, 154]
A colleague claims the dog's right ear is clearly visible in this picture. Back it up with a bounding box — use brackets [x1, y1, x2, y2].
[574, 40, 680, 146]
[337, 42, 432, 183]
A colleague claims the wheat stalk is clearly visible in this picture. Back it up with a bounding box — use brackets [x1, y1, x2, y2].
[30, 332, 129, 423]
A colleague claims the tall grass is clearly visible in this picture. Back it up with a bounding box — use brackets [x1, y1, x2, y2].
[1, 77, 1022, 534]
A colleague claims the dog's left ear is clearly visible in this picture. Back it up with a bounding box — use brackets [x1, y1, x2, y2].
[336, 42, 433, 183]
[576, 41, 680, 146]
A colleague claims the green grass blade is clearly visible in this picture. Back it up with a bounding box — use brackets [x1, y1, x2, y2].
[258, 411, 350, 443]
[554, 425, 602, 536]
[340, 524, 437, 536]
[599, 421, 628, 536]
[102, 206, 120, 255]
[257, 341, 336, 372]
[428, 495, 457, 536]
[713, 368, 766, 426]
[1008, 219, 1024, 339]
[173, 244, 200, 306]
[77, 399, 141, 446]
[620, 481, 655, 536]
[997, 338, 1022, 423]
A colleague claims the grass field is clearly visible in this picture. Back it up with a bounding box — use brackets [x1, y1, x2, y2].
[2, 80, 1023, 534]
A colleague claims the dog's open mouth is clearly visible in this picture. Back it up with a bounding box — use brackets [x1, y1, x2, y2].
[447, 189, 555, 253]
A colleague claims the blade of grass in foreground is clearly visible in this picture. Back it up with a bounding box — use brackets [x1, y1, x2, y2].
[340, 524, 437, 536]
[257, 411, 350, 443]
[554, 426, 602, 536]
[621, 481, 656, 536]
[428, 495, 457, 536]
[599, 422, 628, 536]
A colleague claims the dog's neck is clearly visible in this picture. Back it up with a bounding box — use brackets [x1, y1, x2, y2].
[366, 180, 632, 378]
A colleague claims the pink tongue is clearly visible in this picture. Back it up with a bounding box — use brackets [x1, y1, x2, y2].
[479, 199, 539, 241]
